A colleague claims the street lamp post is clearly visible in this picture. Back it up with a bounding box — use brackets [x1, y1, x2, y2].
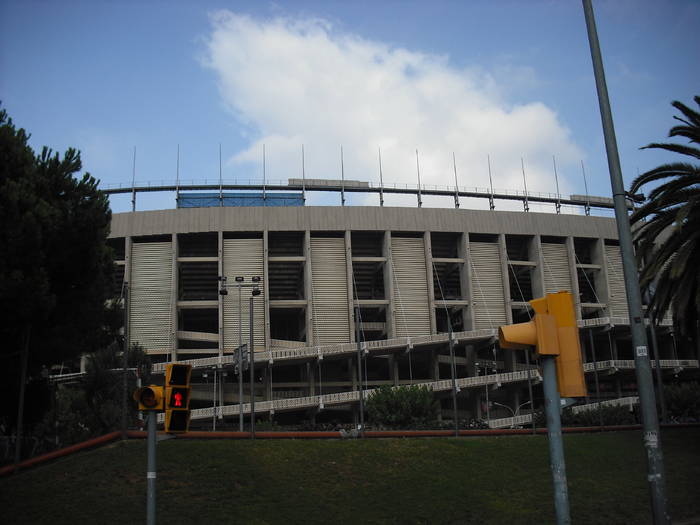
[219, 276, 262, 433]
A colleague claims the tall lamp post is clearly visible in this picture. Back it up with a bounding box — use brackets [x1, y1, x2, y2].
[219, 276, 262, 432]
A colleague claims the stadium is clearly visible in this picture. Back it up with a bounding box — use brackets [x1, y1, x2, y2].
[103, 179, 699, 429]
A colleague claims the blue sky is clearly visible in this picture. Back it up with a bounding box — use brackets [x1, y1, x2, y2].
[1, 0, 698, 213]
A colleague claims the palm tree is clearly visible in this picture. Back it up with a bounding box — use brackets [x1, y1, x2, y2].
[629, 96, 700, 340]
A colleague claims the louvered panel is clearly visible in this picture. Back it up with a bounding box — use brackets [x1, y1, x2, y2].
[605, 245, 629, 317]
[130, 242, 173, 352]
[542, 243, 573, 294]
[469, 242, 507, 329]
[391, 237, 431, 337]
[310, 238, 350, 344]
[223, 239, 265, 351]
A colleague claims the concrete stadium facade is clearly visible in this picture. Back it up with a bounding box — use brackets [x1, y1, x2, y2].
[108, 204, 698, 428]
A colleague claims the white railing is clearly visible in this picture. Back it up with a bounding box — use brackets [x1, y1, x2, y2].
[175, 369, 541, 422]
[571, 396, 638, 414]
[152, 328, 497, 373]
[488, 413, 533, 429]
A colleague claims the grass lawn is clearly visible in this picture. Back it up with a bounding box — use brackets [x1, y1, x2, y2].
[1, 428, 698, 524]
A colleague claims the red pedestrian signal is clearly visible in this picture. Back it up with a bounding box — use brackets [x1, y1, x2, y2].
[165, 364, 192, 433]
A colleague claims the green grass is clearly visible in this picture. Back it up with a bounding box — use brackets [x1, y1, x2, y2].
[2, 429, 699, 524]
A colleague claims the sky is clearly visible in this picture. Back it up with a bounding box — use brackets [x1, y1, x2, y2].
[1, 0, 698, 214]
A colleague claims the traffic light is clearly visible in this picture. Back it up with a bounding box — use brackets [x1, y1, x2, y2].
[164, 363, 192, 433]
[498, 291, 587, 398]
[133, 385, 164, 411]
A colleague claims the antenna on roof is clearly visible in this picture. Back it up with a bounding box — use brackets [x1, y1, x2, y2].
[131, 146, 136, 212]
[520, 157, 530, 212]
[340, 145, 346, 206]
[262, 144, 266, 202]
[378, 147, 385, 207]
[301, 144, 306, 203]
[581, 160, 591, 216]
[552, 155, 561, 214]
[415, 149, 422, 208]
[452, 152, 459, 209]
[176, 144, 180, 207]
[487, 155, 495, 210]
[219, 143, 223, 207]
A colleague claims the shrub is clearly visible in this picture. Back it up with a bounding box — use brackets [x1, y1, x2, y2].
[664, 381, 700, 422]
[366, 385, 439, 429]
[533, 404, 639, 427]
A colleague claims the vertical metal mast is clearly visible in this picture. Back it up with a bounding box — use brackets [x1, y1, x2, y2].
[219, 143, 223, 206]
[552, 156, 561, 214]
[520, 158, 529, 212]
[378, 147, 385, 207]
[131, 147, 137, 212]
[582, 1, 668, 522]
[340, 146, 346, 206]
[452, 152, 460, 209]
[301, 145, 306, 203]
[487, 155, 495, 210]
[415, 149, 423, 208]
[581, 161, 591, 216]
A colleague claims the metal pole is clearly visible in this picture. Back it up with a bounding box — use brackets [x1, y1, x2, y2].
[415, 149, 423, 208]
[378, 148, 384, 207]
[448, 329, 459, 436]
[648, 321, 667, 423]
[542, 356, 571, 525]
[524, 349, 536, 434]
[582, 2, 669, 521]
[238, 284, 243, 432]
[452, 152, 460, 209]
[250, 295, 255, 439]
[121, 283, 129, 438]
[146, 411, 157, 525]
[355, 307, 365, 435]
[588, 329, 603, 427]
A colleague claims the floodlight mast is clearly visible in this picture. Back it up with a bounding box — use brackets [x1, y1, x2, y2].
[582, 1, 668, 522]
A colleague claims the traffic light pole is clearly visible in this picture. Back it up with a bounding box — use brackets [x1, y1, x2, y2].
[146, 411, 157, 525]
[582, 2, 669, 522]
[541, 356, 570, 525]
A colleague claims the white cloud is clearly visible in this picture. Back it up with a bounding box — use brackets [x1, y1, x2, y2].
[203, 10, 582, 208]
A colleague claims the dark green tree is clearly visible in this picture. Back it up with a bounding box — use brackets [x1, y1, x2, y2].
[0, 107, 115, 432]
[629, 96, 700, 340]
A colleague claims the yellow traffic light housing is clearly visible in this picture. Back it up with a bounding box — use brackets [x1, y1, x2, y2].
[133, 385, 164, 411]
[164, 364, 192, 433]
[498, 291, 587, 398]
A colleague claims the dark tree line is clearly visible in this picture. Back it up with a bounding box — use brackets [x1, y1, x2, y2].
[0, 106, 116, 437]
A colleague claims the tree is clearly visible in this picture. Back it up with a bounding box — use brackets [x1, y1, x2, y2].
[629, 96, 700, 340]
[0, 106, 115, 432]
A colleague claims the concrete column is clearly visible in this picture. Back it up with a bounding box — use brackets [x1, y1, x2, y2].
[566, 237, 582, 319]
[592, 238, 609, 308]
[498, 234, 514, 324]
[457, 232, 471, 331]
[383, 231, 396, 338]
[217, 231, 224, 357]
[304, 230, 314, 346]
[307, 362, 315, 396]
[389, 354, 399, 386]
[170, 234, 178, 361]
[263, 231, 271, 349]
[529, 235, 546, 298]
[463, 233, 475, 331]
[431, 350, 440, 380]
[498, 234, 515, 373]
[345, 231, 356, 343]
[424, 231, 437, 334]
